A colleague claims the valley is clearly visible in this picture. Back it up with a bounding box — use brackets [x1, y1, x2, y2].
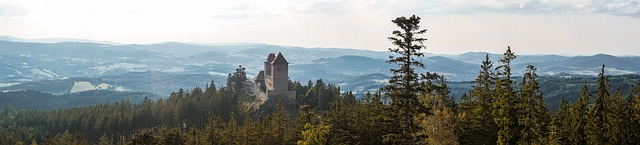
[1, 39, 640, 109]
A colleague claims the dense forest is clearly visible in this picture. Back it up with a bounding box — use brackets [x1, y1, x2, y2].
[2, 15, 640, 145]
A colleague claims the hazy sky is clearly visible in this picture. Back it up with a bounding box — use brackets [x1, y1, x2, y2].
[1, 0, 639, 55]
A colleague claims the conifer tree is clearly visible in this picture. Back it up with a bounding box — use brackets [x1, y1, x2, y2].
[606, 87, 625, 144]
[635, 84, 640, 123]
[205, 116, 225, 144]
[383, 15, 428, 144]
[493, 46, 517, 145]
[621, 86, 640, 145]
[361, 92, 390, 144]
[586, 65, 617, 144]
[568, 84, 590, 145]
[269, 101, 295, 144]
[516, 65, 549, 144]
[555, 98, 570, 144]
[546, 117, 562, 145]
[226, 65, 248, 117]
[457, 54, 497, 144]
[632, 84, 640, 143]
[227, 65, 247, 94]
[415, 93, 459, 145]
[97, 135, 111, 145]
[297, 123, 330, 145]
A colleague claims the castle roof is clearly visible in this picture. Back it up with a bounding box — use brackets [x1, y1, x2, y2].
[254, 70, 265, 81]
[271, 52, 289, 64]
[266, 53, 276, 63]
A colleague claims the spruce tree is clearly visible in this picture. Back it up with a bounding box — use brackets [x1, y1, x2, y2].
[457, 54, 497, 144]
[606, 87, 625, 144]
[556, 98, 570, 144]
[635, 84, 640, 123]
[493, 46, 517, 145]
[226, 65, 248, 117]
[621, 86, 640, 145]
[586, 65, 616, 145]
[416, 93, 459, 145]
[568, 84, 590, 145]
[546, 117, 562, 145]
[383, 15, 428, 144]
[516, 65, 549, 144]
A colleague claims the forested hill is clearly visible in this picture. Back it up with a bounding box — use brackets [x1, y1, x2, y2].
[445, 74, 640, 110]
[2, 38, 640, 108]
[2, 38, 640, 84]
[0, 90, 162, 110]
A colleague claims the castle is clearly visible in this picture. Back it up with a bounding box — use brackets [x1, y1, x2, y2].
[253, 52, 296, 103]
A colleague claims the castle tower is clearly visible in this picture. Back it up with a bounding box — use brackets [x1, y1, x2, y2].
[264, 53, 275, 76]
[253, 52, 296, 103]
[270, 52, 289, 91]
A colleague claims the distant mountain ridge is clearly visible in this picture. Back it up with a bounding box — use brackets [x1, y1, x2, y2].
[0, 35, 123, 45]
[1, 38, 639, 97]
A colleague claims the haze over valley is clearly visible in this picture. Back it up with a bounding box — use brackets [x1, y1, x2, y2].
[1, 36, 639, 110]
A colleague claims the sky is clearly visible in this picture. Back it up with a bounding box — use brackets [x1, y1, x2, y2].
[1, 0, 639, 55]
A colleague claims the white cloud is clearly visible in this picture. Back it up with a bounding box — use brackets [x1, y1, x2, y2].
[291, 0, 351, 14]
[355, 0, 640, 17]
[0, 3, 28, 17]
[0, 0, 639, 55]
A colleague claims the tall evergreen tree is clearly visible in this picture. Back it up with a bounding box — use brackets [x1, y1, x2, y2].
[226, 65, 248, 117]
[546, 116, 562, 145]
[493, 46, 517, 145]
[621, 86, 640, 145]
[586, 65, 622, 145]
[457, 54, 497, 145]
[634, 84, 640, 124]
[555, 98, 570, 144]
[568, 84, 590, 145]
[416, 93, 459, 145]
[516, 65, 549, 144]
[383, 15, 428, 144]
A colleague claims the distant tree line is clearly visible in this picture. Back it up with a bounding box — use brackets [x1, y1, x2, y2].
[1, 15, 640, 145]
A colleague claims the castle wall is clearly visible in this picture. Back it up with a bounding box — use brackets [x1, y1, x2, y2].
[264, 61, 272, 76]
[266, 90, 296, 103]
[271, 63, 289, 91]
[264, 75, 273, 91]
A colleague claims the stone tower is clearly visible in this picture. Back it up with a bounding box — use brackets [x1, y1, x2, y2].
[253, 52, 295, 103]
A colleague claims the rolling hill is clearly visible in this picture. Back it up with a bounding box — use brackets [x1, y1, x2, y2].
[1, 37, 640, 110]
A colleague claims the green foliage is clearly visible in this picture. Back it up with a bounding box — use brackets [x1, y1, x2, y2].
[384, 14, 429, 144]
[0, 90, 162, 110]
[493, 46, 518, 145]
[585, 65, 621, 145]
[546, 117, 562, 145]
[456, 54, 498, 145]
[415, 94, 459, 145]
[568, 84, 590, 145]
[516, 65, 550, 145]
[555, 98, 571, 144]
[297, 123, 330, 145]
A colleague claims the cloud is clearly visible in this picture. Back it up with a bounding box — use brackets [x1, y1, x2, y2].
[0, 3, 29, 17]
[377, 0, 640, 17]
[291, 0, 351, 14]
[210, 13, 252, 20]
[230, 3, 250, 11]
[514, 0, 640, 17]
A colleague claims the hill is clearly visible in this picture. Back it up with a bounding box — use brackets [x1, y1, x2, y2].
[1, 38, 640, 110]
[0, 90, 162, 110]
